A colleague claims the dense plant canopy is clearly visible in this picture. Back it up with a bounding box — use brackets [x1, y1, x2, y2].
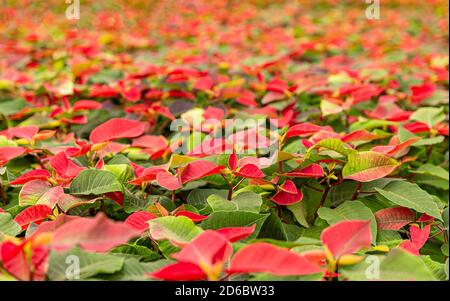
[0, 0, 448, 281]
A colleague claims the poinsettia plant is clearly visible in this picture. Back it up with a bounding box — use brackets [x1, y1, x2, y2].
[0, 0, 448, 282]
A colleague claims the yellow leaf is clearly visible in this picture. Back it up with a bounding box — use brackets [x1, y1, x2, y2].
[337, 255, 364, 266]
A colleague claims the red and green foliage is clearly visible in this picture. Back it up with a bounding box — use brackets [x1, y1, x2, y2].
[0, 0, 448, 281]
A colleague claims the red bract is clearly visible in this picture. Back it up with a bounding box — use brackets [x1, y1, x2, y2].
[50, 151, 86, 181]
[399, 224, 431, 256]
[132, 135, 168, 157]
[156, 171, 182, 190]
[285, 123, 328, 138]
[9, 169, 51, 185]
[0, 126, 39, 141]
[272, 179, 303, 205]
[283, 164, 323, 178]
[179, 160, 224, 184]
[0, 234, 50, 281]
[0, 0, 447, 283]
[371, 137, 421, 157]
[228, 242, 323, 276]
[151, 231, 232, 281]
[234, 164, 265, 179]
[89, 118, 145, 144]
[216, 224, 256, 242]
[174, 211, 208, 222]
[0, 146, 26, 166]
[320, 220, 372, 259]
[72, 100, 102, 111]
[124, 211, 157, 232]
[410, 82, 435, 104]
[129, 165, 168, 185]
[375, 207, 415, 230]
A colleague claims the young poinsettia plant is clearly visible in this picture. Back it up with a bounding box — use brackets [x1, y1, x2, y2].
[0, 0, 448, 282]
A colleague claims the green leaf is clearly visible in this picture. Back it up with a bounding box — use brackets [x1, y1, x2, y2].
[123, 188, 152, 214]
[200, 211, 269, 240]
[307, 138, 355, 158]
[410, 107, 445, 128]
[412, 136, 445, 147]
[149, 216, 203, 245]
[421, 256, 448, 281]
[110, 244, 161, 262]
[103, 164, 134, 182]
[207, 191, 262, 213]
[318, 201, 377, 244]
[342, 151, 399, 182]
[258, 213, 289, 241]
[47, 247, 124, 281]
[0, 99, 28, 116]
[288, 202, 309, 228]
[443, 207, 448, 230]
[340, 249, 438, 281]
[349, 119, 396, 132]
[186, 189, 228, 211]
[70, 169, 123, 195]
[0, 212, 21, 238]
[411, 164, 449, 190]
[375, 181, 442, 219]
[98, 258, 172, 281]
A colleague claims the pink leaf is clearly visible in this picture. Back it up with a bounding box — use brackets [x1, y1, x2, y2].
[51, 213, 140, 252]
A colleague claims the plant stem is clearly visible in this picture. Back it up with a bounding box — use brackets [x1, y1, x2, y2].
[351, 182, 362, 200]
[221, 174, 234, 200]
[99, 200, 105, 212]
[232, 178, 245, 191]
[313, 185, 330, 223]
[0, 181, 7, 207]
